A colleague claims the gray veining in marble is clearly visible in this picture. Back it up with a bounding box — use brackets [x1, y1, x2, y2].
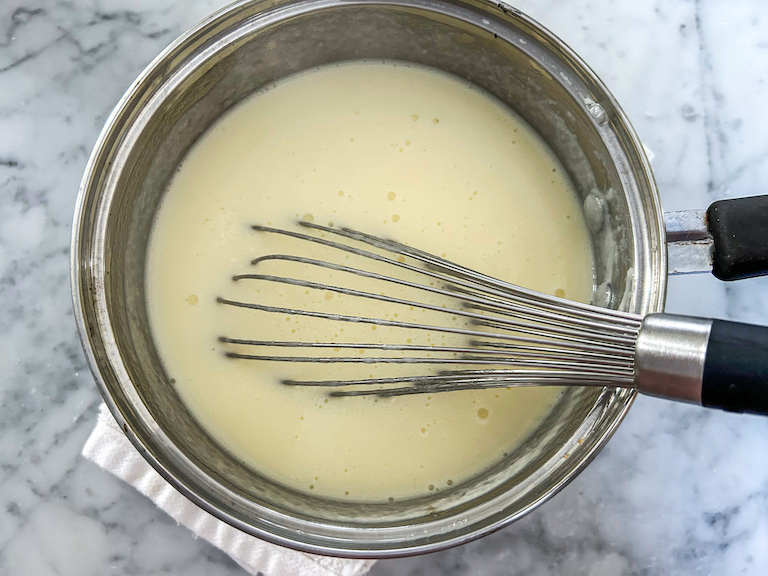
[0, 0, 766, 574]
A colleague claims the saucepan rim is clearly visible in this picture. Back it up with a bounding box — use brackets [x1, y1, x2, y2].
[71, 0, 666, 557]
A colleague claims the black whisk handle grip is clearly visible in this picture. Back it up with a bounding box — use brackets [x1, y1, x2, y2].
[701, 320, 768, 415]
[635, 314, 768, 416]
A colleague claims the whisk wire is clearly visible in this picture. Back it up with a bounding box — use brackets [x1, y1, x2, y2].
[218, 223, 641, 396]
[299, 222, 641, 323]
[241, 255, 637, 336]
[231, 273, 637, 347]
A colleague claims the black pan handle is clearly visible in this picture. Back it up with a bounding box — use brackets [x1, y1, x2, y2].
[708, 195, 768, 281]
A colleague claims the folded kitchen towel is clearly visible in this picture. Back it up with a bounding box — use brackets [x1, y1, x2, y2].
[83, 404, 376, 576]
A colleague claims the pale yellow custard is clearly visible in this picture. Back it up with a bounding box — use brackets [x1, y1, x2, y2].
[145, 61, 594, 501]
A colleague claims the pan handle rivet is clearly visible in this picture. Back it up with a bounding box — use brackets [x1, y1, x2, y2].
[585, 99, 608, 125]
[583, 191, 606, 233]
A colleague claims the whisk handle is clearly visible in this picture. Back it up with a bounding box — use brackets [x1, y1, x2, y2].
[701, 320, 768, 415]
[635, 314, 768, 416]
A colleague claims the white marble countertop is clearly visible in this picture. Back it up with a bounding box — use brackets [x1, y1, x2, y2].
[1, 0, 767, 574]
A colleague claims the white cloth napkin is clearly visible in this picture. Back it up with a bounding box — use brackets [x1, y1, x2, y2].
[83, 404, 376, 576]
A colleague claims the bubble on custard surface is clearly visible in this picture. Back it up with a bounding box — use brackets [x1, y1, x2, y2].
[186, 294, 199, 305]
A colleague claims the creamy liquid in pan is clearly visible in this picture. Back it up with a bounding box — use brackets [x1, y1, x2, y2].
[145, 62, 594, 501]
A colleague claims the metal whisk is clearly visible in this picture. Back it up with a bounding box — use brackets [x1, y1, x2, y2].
[217, 222, 768, 415]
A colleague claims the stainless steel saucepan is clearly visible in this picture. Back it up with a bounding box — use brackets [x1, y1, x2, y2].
[71, 0, 768, 558]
